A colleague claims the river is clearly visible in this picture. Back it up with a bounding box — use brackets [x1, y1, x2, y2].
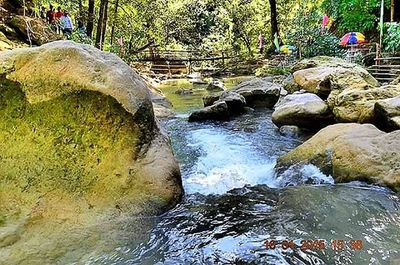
[89, 77, 400, 265]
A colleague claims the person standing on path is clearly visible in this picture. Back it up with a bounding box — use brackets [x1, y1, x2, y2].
[60, 11, 74, 39]
[46, 5, 55, 25]
[258, 33, 265, 54]
[55, 7, 64, 34]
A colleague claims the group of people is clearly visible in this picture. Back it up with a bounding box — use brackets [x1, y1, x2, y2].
[40, 5, 84, 38]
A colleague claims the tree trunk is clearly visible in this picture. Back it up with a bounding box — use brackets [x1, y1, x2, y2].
[268, 0, 281, 46]
[95, 0, 109, 50]
[87, 0, 95, 37]
[78, 0, 83, 20]
[101, 0, 109, 46]
[110, 0, 119, 46]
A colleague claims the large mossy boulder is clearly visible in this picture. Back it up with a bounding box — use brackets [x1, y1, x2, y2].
[276, 123, 400, 191]
[0, 31, 13, 51]
[0, 41, 182, 263]
[232, 78, 281, 108]
[272, 93, 333, 129]
[374, 96, 400, 131]
[292, 56, 352, 72]
[328, 85, 400, 123]
[292, 57, 379, 99]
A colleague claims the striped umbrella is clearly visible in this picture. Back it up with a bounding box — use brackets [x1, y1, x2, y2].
[340, 32, 366, 46]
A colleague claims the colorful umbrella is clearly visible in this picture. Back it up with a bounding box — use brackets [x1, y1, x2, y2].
[280, 45, 296, 54]
[340, 32, 366, 46]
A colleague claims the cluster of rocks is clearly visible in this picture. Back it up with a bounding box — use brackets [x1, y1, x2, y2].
[189, 78, 281, 122]
[273, 56, 400, 192]
[189, 56, 400, 131]
[273, 56, 400, 132]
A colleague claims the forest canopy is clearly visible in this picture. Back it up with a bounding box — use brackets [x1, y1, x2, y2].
[28, 0, 394, 60]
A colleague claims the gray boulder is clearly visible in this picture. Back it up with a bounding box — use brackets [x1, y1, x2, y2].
[375, 96, 400, 131]
[207, 80, 225, 91]
[272, 93, 333, 129]
[215, 91, 246, 114]
[232, 78, 281, 108]
[188, 102, 230, 122]
[282, 74, 301, 94]
[203, 93, 222, 107]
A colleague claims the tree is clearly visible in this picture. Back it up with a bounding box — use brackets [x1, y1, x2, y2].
[87, 0, 95, 37]
[268, 0, 280, 47]
[110, 0, 119, 46]
[95, 0, 109, 50]
[321, 0, 390, 34]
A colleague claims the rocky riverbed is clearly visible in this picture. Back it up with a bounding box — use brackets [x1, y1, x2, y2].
[0, 43, 399, 264]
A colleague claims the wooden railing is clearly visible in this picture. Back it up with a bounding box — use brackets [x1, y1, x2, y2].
[344, 43, 378, 63]
[134, 48, 237, 75]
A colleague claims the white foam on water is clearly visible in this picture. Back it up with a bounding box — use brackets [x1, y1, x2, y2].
[184, 128, 277, 195]
[300, 164, 334, 184]
[275, 163, 334, 187]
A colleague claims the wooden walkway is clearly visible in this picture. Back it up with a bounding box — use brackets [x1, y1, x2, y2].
[135, 49, 235, 75]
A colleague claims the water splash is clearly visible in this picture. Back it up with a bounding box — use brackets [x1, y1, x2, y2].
[184, 127, 277, 194]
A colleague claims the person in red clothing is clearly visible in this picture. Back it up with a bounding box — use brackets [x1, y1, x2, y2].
[54, 7, 64, 34]
[55, 7, 64, 20]
[46, 5, 55, 24]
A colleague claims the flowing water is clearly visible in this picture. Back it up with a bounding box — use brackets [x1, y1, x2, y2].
[91, 78, 400, 265]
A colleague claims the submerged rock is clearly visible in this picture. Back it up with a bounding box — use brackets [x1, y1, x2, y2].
[232, 78, 281, 108]
[203, 93, 221, 107]
[188, 101, 229, 122]
[206, 80, 225, 91]
[374, 96, 400, 131]
[276, 123, 400, 191]
[272, 93, 333, 129]
[279, 125, 301, 137]
[0, 41, 182, 263]
[215, 91, 246, 114]
[174, 88, 194, 95]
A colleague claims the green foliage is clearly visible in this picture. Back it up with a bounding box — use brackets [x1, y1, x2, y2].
[287, 9, 344, 58]
[321, 0, 390, 34]
[28, 0, 385, 60]
[71, 30, 93, 45]
[303, 31, 344, 58]
[383, 23, 400, 53]
[255, 65, 290, 77]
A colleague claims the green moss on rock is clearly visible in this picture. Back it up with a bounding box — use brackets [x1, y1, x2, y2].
[0, 41, 182, 263]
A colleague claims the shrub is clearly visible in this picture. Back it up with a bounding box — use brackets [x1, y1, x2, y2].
[255, 66, 290, 77]
[383, 23, 400, 54]
[286, 9, 344, 59]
